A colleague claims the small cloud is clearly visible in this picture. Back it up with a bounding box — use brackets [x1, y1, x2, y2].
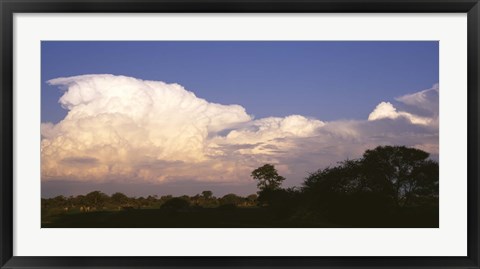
[395, 83, 439, 116]
[368, 101, 433, 125]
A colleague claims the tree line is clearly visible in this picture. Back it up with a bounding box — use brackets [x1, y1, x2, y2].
[42, 145, 438, 227]
[42, 190, 258, 214]
[251, 145, 438, 227]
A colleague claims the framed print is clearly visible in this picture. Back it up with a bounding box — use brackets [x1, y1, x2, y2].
[1, 0, 479, 268]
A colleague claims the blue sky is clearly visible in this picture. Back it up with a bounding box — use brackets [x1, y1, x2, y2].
[41, 41, 438, 124]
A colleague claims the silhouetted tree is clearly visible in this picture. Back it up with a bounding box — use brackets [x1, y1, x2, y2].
[258, 187, 301, 217]
[85, 191, 108, 209]
[202, 190, 213, 199]
[361, 146, 438, 207]
[161, 197, 190, 211]
[111, 192, 129, 205]
[302, 145, 438, 226]
[251, 164, 285, 191]
[220, 193, 243, 206]
[52, 195, 67, 207]
[246, 194, 258, 205]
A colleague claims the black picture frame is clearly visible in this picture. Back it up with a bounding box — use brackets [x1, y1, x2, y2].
[1, 0, 479, 268]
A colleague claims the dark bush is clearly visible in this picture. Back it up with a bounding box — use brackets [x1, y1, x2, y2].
[161, 197, 190, 211]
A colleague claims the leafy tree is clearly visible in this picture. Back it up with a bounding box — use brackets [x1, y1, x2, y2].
[161, 197, 190, 211]
[73, 195, 86, 207]
[258, 187, 301, 216]
[301, 146, 438, 226]
[52, 195, 67, 206]
[251, 164, 285, 191]
[220, 193, 244, 206]
[111, 192, 129, 205]
[85, 191, 108, 208]
[361, 146, 438, 207]
[202, 190, 213, 199]
[145, 195, 158, 207]
[303, 146, 438, 207]
[246, 194, 258, 205]
[161, 195, 173, 201]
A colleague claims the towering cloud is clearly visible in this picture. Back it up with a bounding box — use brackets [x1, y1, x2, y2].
[41, 75, 438, 189]
[43, 75, 252, 181]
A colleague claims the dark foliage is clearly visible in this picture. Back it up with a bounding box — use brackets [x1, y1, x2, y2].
[160, 197, 190, 211]
[251, 164, 285, 191]
[301, 146, 438, 227]
[42, 146, 438, 228]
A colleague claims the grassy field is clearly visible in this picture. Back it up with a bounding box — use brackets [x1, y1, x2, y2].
[42, 207, 336, 228]
[41, 205, 438, 228]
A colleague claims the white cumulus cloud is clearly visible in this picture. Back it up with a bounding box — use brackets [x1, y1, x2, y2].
[42, 74, 253, 182]
[41, 75, 439, 189]
[368, 101, 433, 125]
[368, 84, 438, 126]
